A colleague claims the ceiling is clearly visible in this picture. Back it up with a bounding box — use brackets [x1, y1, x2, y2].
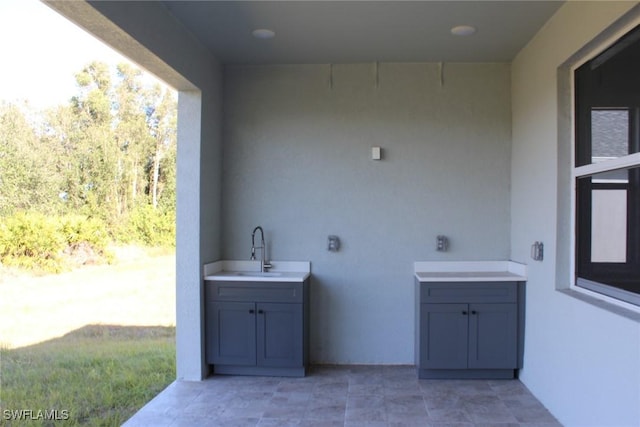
[161, 1, 564, 65]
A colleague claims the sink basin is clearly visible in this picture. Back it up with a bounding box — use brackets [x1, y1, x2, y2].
[235, 272, 282, 277]
[203, 261, 311, 282]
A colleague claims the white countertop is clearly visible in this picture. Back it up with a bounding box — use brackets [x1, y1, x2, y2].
[414, 261, 527, 282]
[204, 260, 310, 282]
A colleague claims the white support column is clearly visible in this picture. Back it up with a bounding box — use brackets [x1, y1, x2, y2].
[176, 90, 206, 380]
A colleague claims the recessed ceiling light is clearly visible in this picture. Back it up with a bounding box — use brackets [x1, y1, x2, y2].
[450, 25, 477, 36]
[252, 29, 275, 40]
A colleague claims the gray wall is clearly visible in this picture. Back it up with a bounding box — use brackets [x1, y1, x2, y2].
[511, 2, 640, 425]
[222, 63, 512, 363]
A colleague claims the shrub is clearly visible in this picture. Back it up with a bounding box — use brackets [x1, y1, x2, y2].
[60, 214, 110, 250]
[59, 215, 113, 265]
[0, 212, 65, 272]
[119, 205, 175, 248]
[0, 212, 113, 273]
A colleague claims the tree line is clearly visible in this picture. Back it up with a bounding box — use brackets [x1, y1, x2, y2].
[0, 61, 177, 271]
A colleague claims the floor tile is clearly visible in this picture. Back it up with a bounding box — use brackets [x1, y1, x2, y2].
[345, 407, 387, 423]
[344, 422, 388, 427]
[385, 394, 428, 416]
[262, 405, 306, 420]
[519, 423, 564, 427]
[257, 419, 301, 427]
[423, 392, 463, 411]
[305, 400, 347, 422]
[421, 423, 474, 427]
[122, 412, 176, 427]
[313, 380, 349, 397]
[427, 407, 472, 423]
[124, 366, 563, 426]
[349, 383, 385, 395]
[348, 394, 385, 407]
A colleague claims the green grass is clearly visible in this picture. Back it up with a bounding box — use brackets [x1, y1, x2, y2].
[0, 325, 175, 426]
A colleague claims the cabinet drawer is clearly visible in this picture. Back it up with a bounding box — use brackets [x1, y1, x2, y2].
[206, 281, 304, 303]
[421, 282, 517, 303]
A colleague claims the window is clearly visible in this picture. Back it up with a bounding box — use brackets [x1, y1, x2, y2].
[574, 24, 640, 306]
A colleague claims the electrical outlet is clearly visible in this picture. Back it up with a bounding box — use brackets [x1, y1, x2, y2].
[328, 235, 340, 252]
[436, 235, 449, 252]
[531, 241, 544, 261]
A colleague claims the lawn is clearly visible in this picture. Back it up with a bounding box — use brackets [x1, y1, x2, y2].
[1, 325, 175, 426]
[0, 248, 176, 426]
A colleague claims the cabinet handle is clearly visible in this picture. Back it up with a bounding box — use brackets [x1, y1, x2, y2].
[249, 309, 255, 314]
[258, 310, 264, 314]
[471, 310, 477, 315]
[462, 311, 468, 315]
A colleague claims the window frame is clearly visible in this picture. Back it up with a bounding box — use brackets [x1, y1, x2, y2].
[571, 24, 640, 308]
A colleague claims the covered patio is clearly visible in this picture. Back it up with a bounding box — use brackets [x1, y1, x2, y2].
[123, 366, 561, 426]
[45, 2, 640, 426]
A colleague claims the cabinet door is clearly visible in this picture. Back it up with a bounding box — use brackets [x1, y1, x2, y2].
[468, 303, 517, 369]
[207, 301, 256, 365]
[420, 303, 468, 369]
[256, 303, 303, 368]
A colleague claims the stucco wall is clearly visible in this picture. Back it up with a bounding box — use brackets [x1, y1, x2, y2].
[222, 62, 512, 364]
[511, 2, 640, 425]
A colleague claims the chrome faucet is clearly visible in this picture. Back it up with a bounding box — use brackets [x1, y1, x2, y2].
[250, 226, 272, 272]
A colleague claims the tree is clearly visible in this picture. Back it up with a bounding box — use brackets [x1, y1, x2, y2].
[0, 102, 60, 215]
[3, 60, 177, 247]
[112, 63, 177, 214]
[114, 63, 153, 215]
[63, 61, 120, 218]
[143, 83, 177, 210]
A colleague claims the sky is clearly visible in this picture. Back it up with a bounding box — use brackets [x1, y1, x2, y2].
[0, 0, 162, 110]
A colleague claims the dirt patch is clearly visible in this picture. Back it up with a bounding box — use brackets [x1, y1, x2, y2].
[0, 248, 176, 349]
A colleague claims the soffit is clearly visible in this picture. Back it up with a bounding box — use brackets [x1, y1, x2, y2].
[161, 1, 564, 64]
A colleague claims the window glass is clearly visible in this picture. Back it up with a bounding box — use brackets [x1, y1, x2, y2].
[576, 166, 639, 297]
[574, 24, 640, 305]
[589, 170, 628, 263]
[590, 109, 629, 163]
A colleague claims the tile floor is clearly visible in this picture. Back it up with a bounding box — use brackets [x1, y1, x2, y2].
[123, 366, 562, 427]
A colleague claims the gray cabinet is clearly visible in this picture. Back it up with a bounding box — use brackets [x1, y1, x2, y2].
[209, 301, 256, 366]
[416, 281, 524, 379]
[206, 279, 309, 377]
[468, 303, 518, 369]
[419, 303, 469, 370]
